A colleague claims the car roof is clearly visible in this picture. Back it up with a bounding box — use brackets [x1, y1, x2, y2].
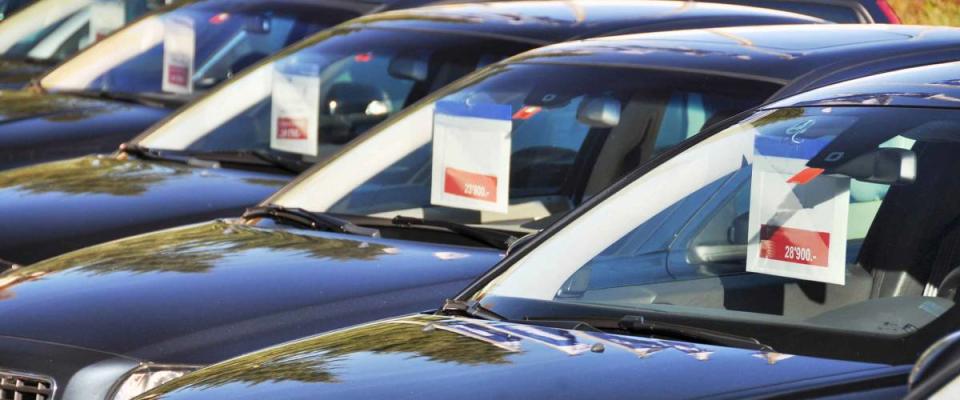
[182, 0, 382, 20]
[508, 24, 960, 98]
[344, 0, 823, 45]
[765, 61, 960, 110]
[692, 0, 898, 23]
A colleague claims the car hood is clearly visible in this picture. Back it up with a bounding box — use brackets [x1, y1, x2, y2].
[0, 90, 170, 169]
[0, 155, 288, 264]
[141, 315, 899, 400]
[0, 59, 49, 89]
[0, 222, 503, 365]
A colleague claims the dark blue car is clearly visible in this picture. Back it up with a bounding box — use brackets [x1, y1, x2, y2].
[0, 0, 170, 89]
[0, 1, 821, 266]
[140, 59, 960, 400]
[1, 23, 959, 400]
[0, 0, 433, 171]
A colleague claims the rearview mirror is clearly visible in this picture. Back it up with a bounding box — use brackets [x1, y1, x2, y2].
[576, 96, 621, 128]
[319, 82, 391, 145]
[388, 53, 429, 82]
[244, 15, 272, 34]
[906, 330, 960, 399]
[831, 147, 916, 185]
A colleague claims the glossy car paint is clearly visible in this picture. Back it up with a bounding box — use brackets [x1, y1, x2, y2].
[0, 92, 170, 169]
[138, 61, 960, 400]
[0, 59, 48, 90]
[0, 1, 822, 266]
[140, 315, 910, 400]
[0, 156, 287, 264]
[703, 0, 900, 23]
[0, 221, 503, 398]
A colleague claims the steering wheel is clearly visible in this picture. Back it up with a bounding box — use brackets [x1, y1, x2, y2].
[937, 267, 960, 300]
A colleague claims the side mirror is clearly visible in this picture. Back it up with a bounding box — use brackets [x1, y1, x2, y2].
[688, 212, 749, 265]
[388, 53, 429, 82]
[830, 148, 917, 185]
[906, 331, 960, 399]
[576, 96, 621, 128]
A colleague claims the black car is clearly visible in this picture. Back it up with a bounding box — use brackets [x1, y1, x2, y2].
[703, 0, 902, 23]
[0, 1, 821, 266]
[2, 23, 959, 400]
[0, 0, 426, 171]
[139, 59, 960, 400]
[0, 0, 172, 90]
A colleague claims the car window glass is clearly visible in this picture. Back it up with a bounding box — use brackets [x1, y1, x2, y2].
[39, 2, 339, 95]
[273, 63, 782, 231]
[136, 28, 532, 162]
[483, 107, 960, 348]
[0, 0, 165, 62]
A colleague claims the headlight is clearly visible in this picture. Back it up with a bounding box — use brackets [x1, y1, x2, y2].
[111, 364, 199, 400]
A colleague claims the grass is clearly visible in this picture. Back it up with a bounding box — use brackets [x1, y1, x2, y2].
[887, 0, 960, 26]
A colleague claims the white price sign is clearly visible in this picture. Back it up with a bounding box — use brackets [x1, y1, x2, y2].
[162, 15, 195, 94]
[269, 63, 320, 156]
[430, 101, 512, 213]
[746, 121, 849, 285]
[89, 0, 126, 43]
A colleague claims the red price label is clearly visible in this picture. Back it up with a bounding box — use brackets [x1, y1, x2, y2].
[276, 117, 308, 140]
[444, 167, 497, 203]
[759, 224, 829, 267]
[167, 65, 189, 86]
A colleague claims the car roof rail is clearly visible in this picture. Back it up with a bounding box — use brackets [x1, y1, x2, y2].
[769, 46, 960, 103]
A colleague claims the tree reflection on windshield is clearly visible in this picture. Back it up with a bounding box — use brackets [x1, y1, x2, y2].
[0, 156, 180, 196]
[149, 316, 513, 391]
[5, 221, 392, 279]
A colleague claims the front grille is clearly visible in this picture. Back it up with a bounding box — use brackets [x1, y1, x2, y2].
[0, 370, 55, 400]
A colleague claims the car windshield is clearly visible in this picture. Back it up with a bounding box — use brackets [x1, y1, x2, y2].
[268, 62, 781, 235]
[0, 0, 166, 63]
[472, 105, 960, 363]
[39, 0, 337, 97]
[133, 27, 533, 162]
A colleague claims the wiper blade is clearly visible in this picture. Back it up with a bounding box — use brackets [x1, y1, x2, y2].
[439, 299, 509, 321]
[20, 56, 55, 66]
[190, 149, 309, 174]
[619, 315, 774, 352]
[391, 215, 518, 250]
[62, 89, 168, 107]
[243, 205, 380, 237]
[118, 142, 171, 162]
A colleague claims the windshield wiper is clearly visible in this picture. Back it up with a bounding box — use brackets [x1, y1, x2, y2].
[618, 315, 774, 352]
[59, 89, 189, 108]
[118, 142, 171, 162]
[439, 299, 509, 321]
[19, 56, 55, 66]
[190, 149, 310, 174]
[243, 205, 380, 237]
[391, 216, 518, 251]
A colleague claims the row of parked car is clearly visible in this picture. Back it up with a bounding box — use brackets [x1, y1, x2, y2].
[0, 0, 958, 399]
